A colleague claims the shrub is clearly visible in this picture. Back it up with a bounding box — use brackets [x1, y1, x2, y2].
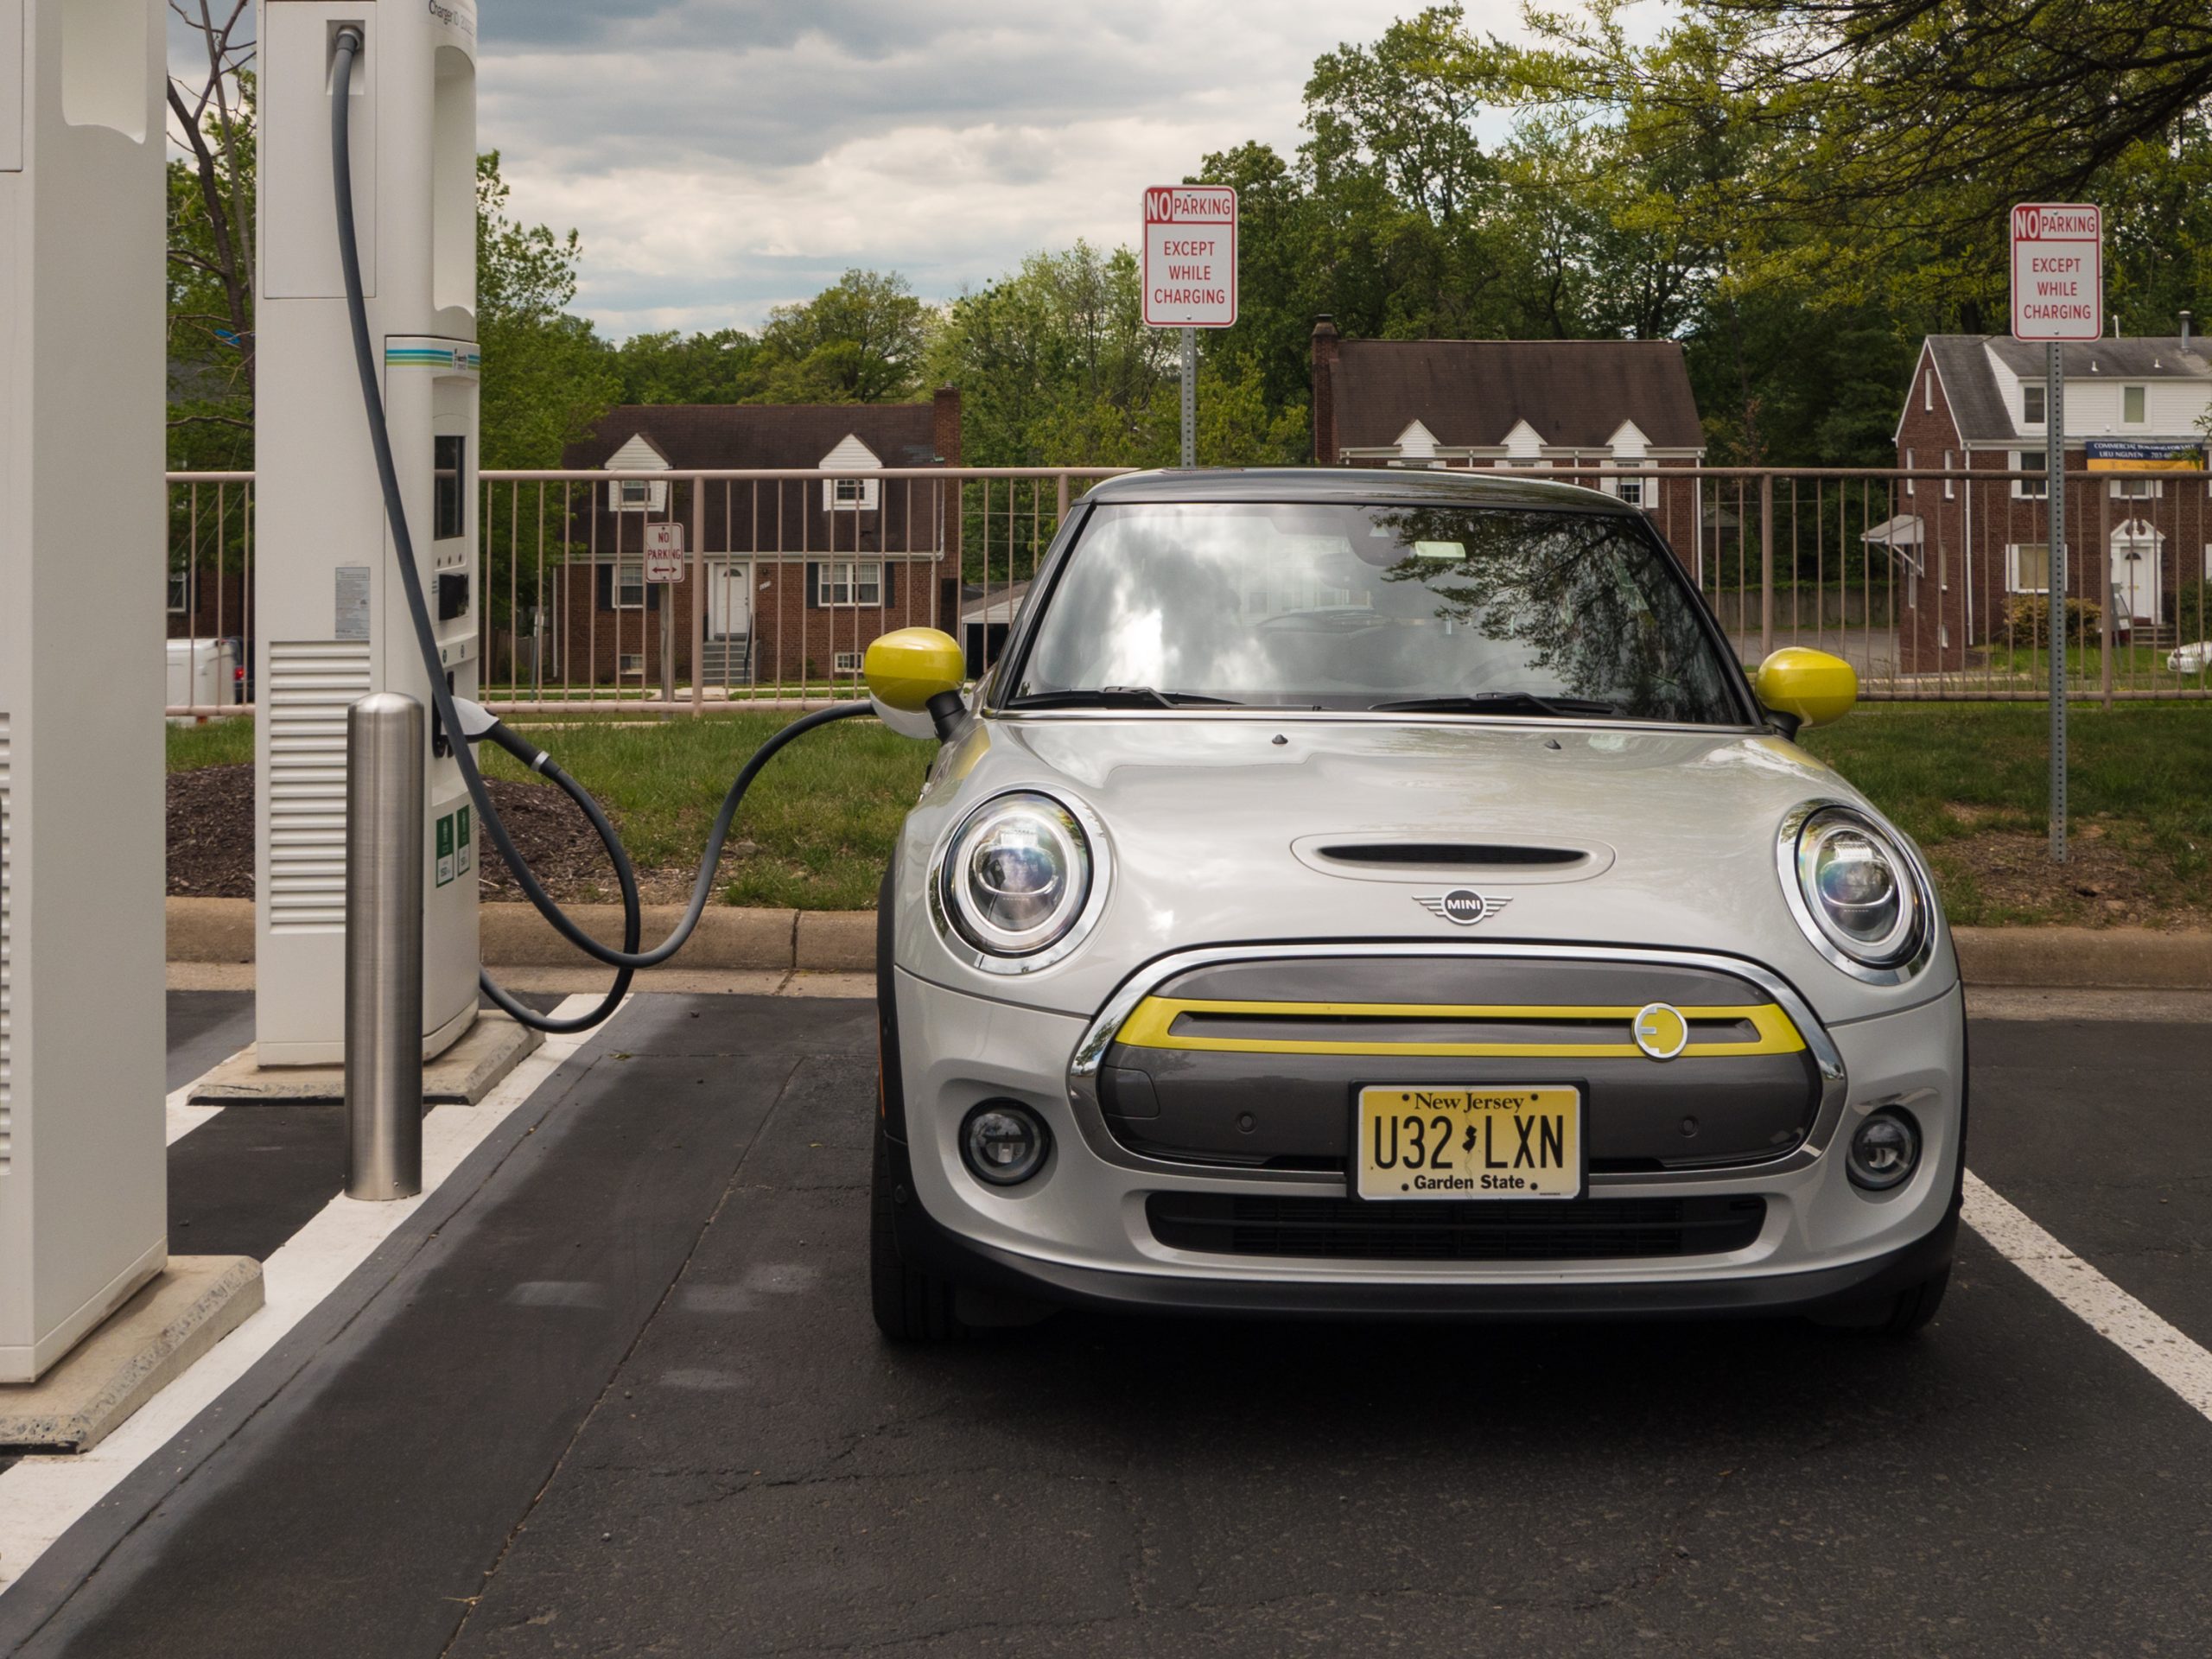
[2002, 594, 2103, 649]
[2169, 578, 2210, 639]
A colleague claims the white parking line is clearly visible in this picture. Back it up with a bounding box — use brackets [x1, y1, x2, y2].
[1964, 1169, 2212, 1422]
[0, 996, 619, 1601]
[164, 1055, 243, 1146]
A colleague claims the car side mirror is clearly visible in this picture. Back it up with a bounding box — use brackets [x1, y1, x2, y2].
[1754, 648, 1858, 734]
[864, 627, 968, 741]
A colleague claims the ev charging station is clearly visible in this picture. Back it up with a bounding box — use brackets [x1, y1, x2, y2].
[255, 0, 483, 1066]
[0, 0, 169, 1381]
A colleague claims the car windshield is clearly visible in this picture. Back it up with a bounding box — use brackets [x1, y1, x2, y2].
[1005, 502, 1746, 724]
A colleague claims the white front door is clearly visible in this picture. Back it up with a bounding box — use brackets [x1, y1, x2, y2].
[707, 560, 752, 638]
[2110, 529, 2163, 625]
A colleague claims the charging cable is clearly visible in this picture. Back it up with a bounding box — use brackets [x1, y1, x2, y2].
[329, 29, 873, 1033]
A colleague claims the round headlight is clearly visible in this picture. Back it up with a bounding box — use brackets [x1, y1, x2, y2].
[1793, 808, 1923, 969]
[940, 792, 1092, 957]
[1847, 1109, 1921, 1192]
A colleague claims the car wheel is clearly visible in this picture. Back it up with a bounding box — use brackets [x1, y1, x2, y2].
[870, 1110, 966, 1343]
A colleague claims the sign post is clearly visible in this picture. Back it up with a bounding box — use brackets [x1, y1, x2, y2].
[2011, 202, 2101, 865]
[1143, 186, 1238, 467]
[645, 522, 685, 704]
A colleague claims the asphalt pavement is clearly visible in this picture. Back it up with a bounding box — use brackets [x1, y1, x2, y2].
[4, 991, 2210, 1656]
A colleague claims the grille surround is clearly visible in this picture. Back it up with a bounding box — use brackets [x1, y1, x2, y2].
[1147, 1192, 1769, 1262]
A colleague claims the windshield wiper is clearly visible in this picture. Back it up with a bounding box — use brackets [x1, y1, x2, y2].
[1010, 686, 1245, 709]
[1370, 692, 1622, 718]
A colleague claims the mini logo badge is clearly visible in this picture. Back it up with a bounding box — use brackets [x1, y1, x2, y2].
[1633, 1003, 1690, 1061]
[1414, 890, 1511, 928]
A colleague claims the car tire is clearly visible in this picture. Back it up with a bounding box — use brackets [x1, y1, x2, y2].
[870, 1109, 966, 1343]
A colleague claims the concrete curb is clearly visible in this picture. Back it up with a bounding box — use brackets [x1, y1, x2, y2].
[162, 899, 2212, 988]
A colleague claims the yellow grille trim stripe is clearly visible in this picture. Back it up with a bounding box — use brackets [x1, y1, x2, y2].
[1112, 998, 1808, 1060]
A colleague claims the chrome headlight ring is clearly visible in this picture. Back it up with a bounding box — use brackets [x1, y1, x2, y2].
[1777, 800, 1937, 985]
[929, 788, 1112, 975]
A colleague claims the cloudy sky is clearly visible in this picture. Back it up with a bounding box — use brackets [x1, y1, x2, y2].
[464, 1, 1531, 340]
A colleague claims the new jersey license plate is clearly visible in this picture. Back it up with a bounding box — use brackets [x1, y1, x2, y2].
[1355, 1085, 1584, 1201]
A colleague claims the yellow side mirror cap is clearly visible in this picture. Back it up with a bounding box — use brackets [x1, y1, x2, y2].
[864, 627, 966, 739]
[1755, 647, 1858, 730]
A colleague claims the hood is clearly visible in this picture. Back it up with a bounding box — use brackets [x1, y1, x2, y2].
[895, 715, 1955, 1026]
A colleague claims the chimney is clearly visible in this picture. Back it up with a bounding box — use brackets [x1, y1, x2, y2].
[931, 385, 963, 466]
[2183, 310, 2195, 349]
[1310, 315, 1340, 464]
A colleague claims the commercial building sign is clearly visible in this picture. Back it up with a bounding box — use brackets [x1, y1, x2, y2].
[2085, 440, 2205, 473]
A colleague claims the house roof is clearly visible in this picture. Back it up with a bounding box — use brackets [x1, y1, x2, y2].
[1919, 335, 2212, 444]
[563, 404, 941, 472]
[1330, 339, 1706, 454]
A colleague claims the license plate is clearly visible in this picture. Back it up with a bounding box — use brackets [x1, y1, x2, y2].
[1355, 1085, 1584, 1201]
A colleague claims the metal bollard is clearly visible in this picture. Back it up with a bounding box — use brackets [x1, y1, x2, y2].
[345, 693, 426, 1200]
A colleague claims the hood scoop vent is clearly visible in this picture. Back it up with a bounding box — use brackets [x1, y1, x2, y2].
[1318, 842, 1584, 869]
[1292, 834, 1616, 887]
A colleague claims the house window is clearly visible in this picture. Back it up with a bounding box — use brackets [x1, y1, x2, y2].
[2007, 543, 2051, 594]
[833, 651, 865, 675]
[815, 560, 882, 607]
[614, 560, 646, 609]
[1942, 450, 1955, 499]
[1904, 448, 1915, 496]
[2023, 384, 2046, 424]
[1618, 477, 1643, 506]
[823, 476, 881, 511]
[2122, 385, 2146, 424]
[1923, 371, 1934, 412]
[618, 652, 645, 677]
[2014, 453, 2049, 498]
[2111, 476, 2160, 499]
[168, 569, 189, 614]
[609, 477, 668, 512]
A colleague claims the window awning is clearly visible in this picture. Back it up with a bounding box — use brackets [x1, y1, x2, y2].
[1859, 514, 1926, 575]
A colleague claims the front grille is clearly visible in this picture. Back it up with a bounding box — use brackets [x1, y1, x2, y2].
[1147, 1192, 1768, 1262]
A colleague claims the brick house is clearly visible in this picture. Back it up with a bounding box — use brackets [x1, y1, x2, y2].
[1309, 320, 1708, 552]
[551, 391, 963, 689]
[1891, 334, 2212, 672]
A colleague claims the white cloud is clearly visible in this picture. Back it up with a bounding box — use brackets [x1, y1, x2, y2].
[478, 1, 1535, 338]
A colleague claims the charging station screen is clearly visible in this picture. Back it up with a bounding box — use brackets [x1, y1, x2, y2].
[435, 436, 466, 540]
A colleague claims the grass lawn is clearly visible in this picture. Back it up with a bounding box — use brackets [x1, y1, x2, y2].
[168, 702, 2211, 924]
[1802, 702, 2211, 926]
[480, 711, 927, 911]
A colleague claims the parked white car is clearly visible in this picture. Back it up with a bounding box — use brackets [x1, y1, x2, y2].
[2169, 641, 2212, 676]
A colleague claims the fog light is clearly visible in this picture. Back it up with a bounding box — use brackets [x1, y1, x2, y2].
[961, 1102, 1051, 1187]
[1847, 1109, 1921, 1192]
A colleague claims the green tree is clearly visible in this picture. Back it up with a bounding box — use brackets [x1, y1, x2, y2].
[610, 328, 766, 404]
[754, 269, 931, 403]
[474, 151, 619, 469]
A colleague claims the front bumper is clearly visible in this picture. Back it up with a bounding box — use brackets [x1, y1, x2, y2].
[889, 958, 1965, 1320]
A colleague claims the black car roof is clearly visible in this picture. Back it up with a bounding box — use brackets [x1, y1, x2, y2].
[1084, 466, 1641, 514]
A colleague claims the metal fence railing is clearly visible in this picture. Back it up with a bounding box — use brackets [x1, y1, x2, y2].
[164, 462, 2212, 717]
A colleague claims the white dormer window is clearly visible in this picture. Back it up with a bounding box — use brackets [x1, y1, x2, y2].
[820, 434, 883, 510]
[603, 433, 673, 512]
[2022, 384, 2046, 425]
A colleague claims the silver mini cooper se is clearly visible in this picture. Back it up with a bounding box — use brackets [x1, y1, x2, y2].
[861, 469, 1962, 1341]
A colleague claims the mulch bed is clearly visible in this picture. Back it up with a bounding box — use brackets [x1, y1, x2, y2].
[167, 764, 672, 904]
